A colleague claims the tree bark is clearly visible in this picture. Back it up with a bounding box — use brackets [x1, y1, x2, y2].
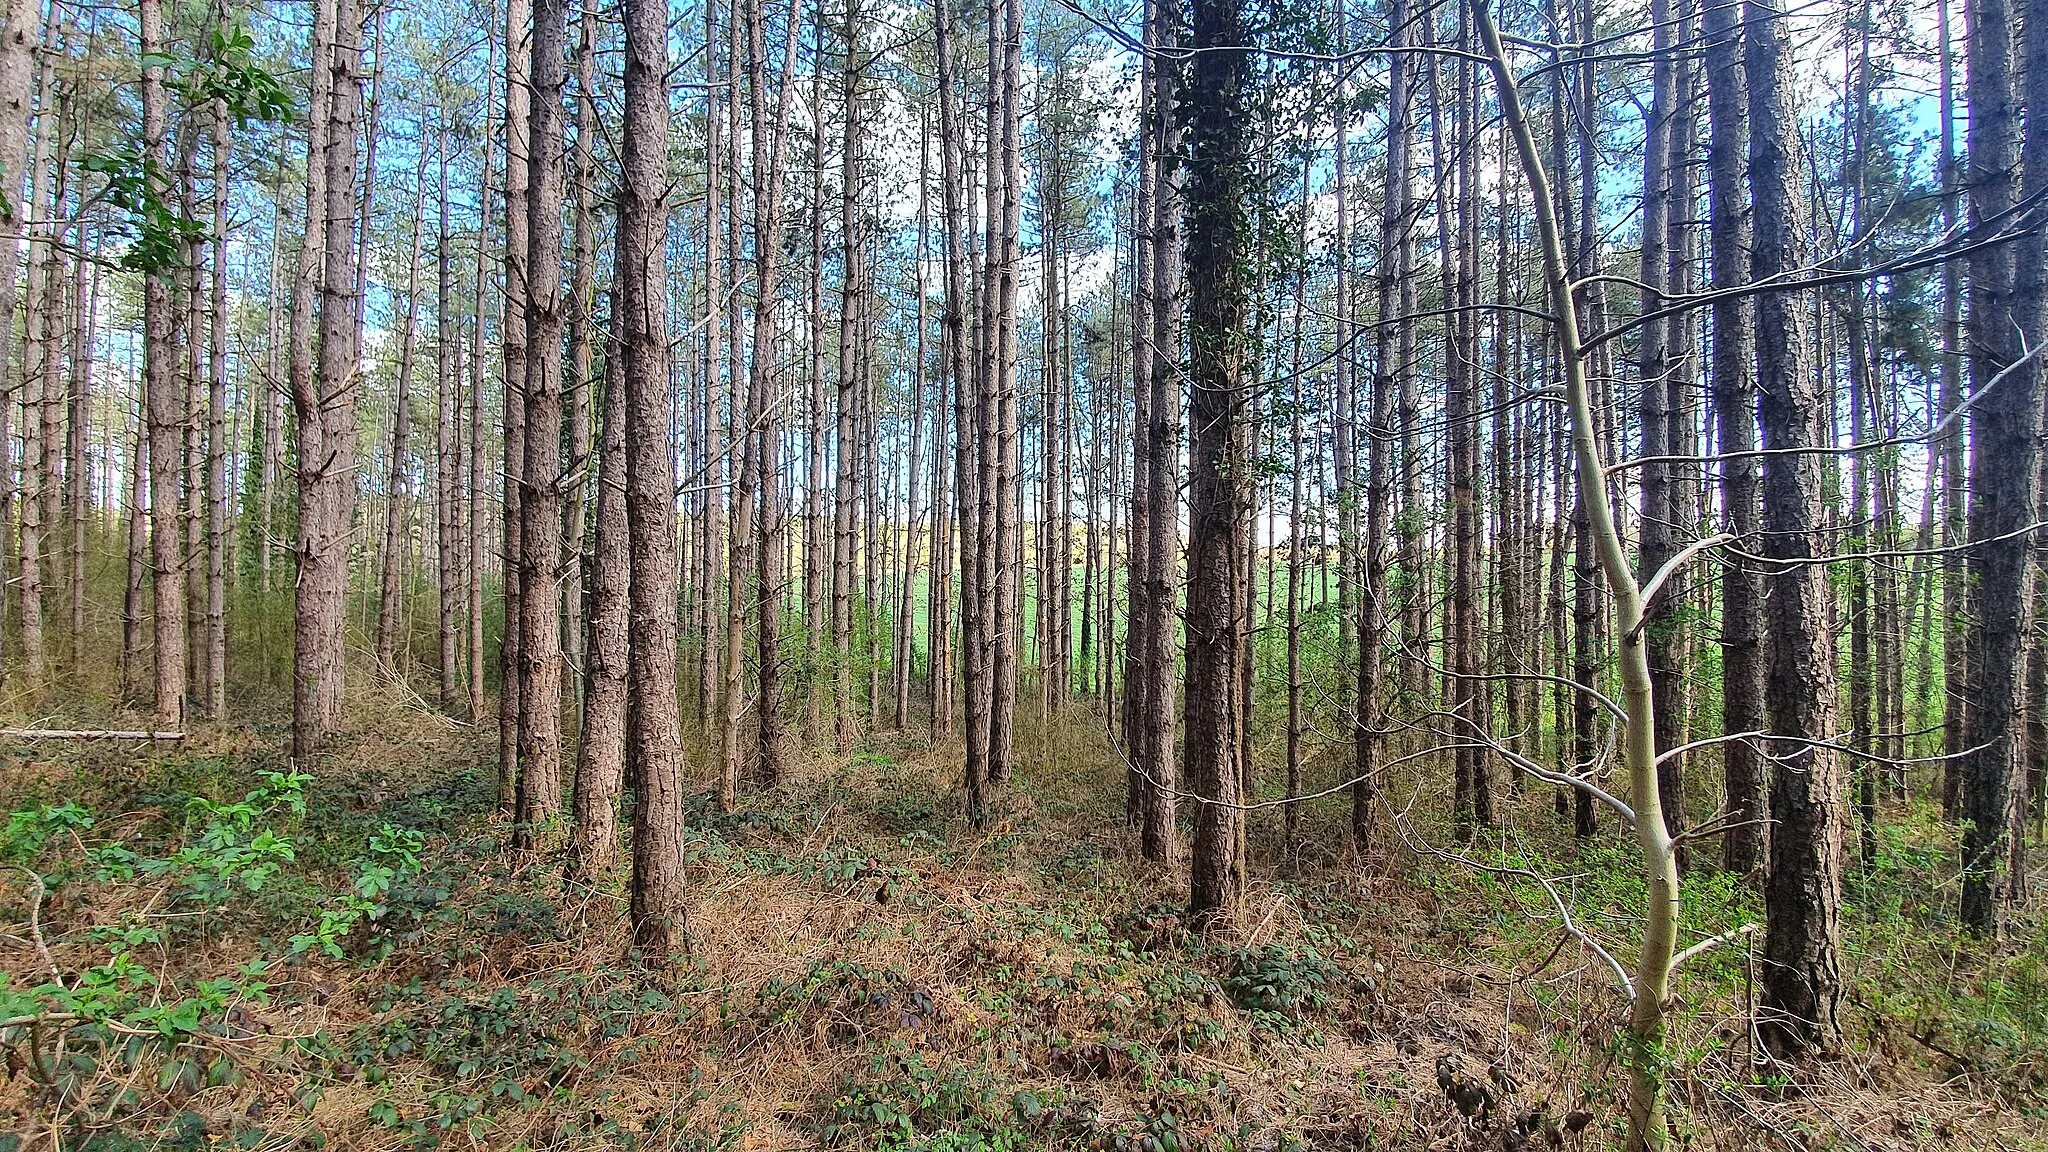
[622, 0, 687, 956]
[573, 266, 629, 880]
[516, 0, 568, 846]
[500, 0, 533, 805]
[1183, 0, 1251, 929]
[0, 0, 44, 695]
[293, 0, 366, 757]
[746, 0, 801, 789]
[834, 0, 866, 751]
[140, 0, 185, 732]
[1747, 0, 1846, 1054]
[1702, 0, 1765, 878]
[1636, 0, 1684, 866]
[436, 136, 462, 712]
[203, 39, 228, 718]
[1359, 0, 1409, 854]
[377, 155, 428, 679]
[563, 10, 597, 730]
[1936, 0, 1968, 817]
[1959, 0, 2045, 931]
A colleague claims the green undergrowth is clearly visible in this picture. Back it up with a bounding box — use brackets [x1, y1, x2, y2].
[2, 722, 2044, 1150]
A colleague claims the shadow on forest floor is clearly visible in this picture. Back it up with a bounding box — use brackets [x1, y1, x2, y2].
[1, 686, 2043, 1150]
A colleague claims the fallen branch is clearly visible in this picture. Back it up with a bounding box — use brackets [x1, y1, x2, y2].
[0, 729, 186, 741]
[1669, 922, 1758, 972]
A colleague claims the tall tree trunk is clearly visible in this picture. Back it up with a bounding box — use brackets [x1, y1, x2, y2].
[293, 0, 366, 757]
[501, 0, 533, 805]
[204, 38, 229, 717]
[1936, 0, 1968, 816]
[1702, 0, 1764, 878]
[834, 0, 866, 751]
[622, 0, 687, 955]
[260, 147, 286, 597]
[803, 38, 829, 742]
[897, 134, 930, 732]
[1959, 0, 2044, 930]
[377, 157, 428, 678]
[573, 264, 629, 880]
[1184, 0, 1250, 928]
[436, 139, 462, 711]
[986, 0, 1023, 794]
[563, 11, 597, 730]
[1445, 24, 1489, 838]
[0, 0, 44, 694]
[179, 129, 204, 708]
[932, 0, 967, 746]
[745, 0, 801, 788]
[698, 0, 725, 733]
[468, 58, 492, 724]
[941, 0, 993, 823]
[1124, 0, 1158, 846]
[2014, 0, 2048, 872]
[1844, 12, 1878, 868]
[1331, 0, 1355, 759]
[140, 0, 184, 731]
[1636, 0, 1683, 865]
[516, 0, 568, 846]
[18, 36, 54, 694]
[67, 218, 93, 662]
[1134, 0, 1183, 857]
[925, 95, 952, 734]
[1358, 0, 1409, 854]
[1748, 0, 1845, 1055]
[1283, 184, 1306, 866]
[1565, 0, 1604, 841]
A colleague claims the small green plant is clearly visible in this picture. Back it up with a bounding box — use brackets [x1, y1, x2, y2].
[140, 770, 309, 906]
[1, 800, 94, 862]
[822, 1050, 1029, 1151]
[291, 823, 427, 960]
[1218, 943, 1335, 1026]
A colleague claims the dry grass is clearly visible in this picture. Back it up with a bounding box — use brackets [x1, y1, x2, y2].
[1, 700, 2044, 1151]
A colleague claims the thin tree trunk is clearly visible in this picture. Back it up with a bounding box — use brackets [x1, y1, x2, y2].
[436, 134, 462, 711]
[501, 0, 533, 805]
[378, 154, 428, 678]
[140, 0, 184, 731]
[834, 0, 866, 751]
[745, 0, 802, 788]
[987, 0, 1023, 794]
[17, 36, 53, 693]
[573, 263, 629, 880]
[1936, 0, 1968, 815]
[468, 59, 492, 724]
[1134, 0, 1183, 857]
[1636, 0, 1683, 865]
[1358, 0, 1408, 854]
[562, 11, 597, 730]
[1124, 6, 1157, 846]
[67, 218, 93, 663]
[1703, 0, 1765, 878]
[698, 0, 725, 733]
[122, 408, 148, 703]
[204, 35, 228, 717]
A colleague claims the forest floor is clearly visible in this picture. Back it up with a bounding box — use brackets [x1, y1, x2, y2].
[2, 690, 2045, 1151]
